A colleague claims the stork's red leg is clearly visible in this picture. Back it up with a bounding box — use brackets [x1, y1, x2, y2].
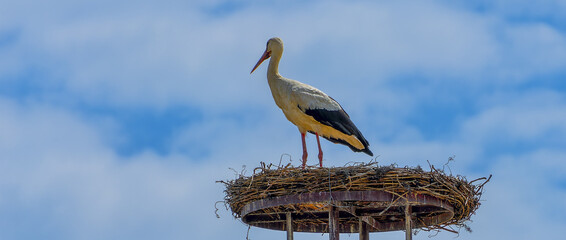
[301, 132, 308, 169]
[315, 133, 323, 167]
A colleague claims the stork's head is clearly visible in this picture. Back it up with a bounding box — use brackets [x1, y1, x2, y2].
[250, 37, 284, 74]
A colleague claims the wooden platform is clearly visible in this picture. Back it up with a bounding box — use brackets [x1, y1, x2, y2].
[241, 190, 454, 240]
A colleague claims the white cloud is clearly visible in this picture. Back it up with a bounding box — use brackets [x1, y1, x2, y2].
[460, 90, 566, 145]
[1, 0, 565, 109]
[493, 22, 566, 82]
[467, 150, 566, 240]
[0, 98, 236, 239]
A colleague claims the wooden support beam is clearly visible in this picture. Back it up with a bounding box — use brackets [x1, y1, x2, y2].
[329, 205, 339, 240]
[337, 206, 381, 232]
[405, 202, 412, 240]
[286, 212, 293, 240]
[359, 218, 369, 240]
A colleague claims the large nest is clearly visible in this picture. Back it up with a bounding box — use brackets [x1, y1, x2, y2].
[219, 160, 490, 233]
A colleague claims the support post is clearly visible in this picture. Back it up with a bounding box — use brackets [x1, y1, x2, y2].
[286, 212, 293, 240]
[405, 202, 412, 240]
[358, 218, 369, 240]
[329, 205, 340, 240]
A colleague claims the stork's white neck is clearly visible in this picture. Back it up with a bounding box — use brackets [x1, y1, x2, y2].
[267, 52, 282, 79]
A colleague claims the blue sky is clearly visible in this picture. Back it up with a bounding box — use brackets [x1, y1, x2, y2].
[1, 0, 566, 239]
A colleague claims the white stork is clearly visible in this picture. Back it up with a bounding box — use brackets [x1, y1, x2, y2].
[251, 37, 373, 168]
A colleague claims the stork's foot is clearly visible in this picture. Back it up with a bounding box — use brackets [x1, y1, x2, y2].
[318, 152, 323, 167]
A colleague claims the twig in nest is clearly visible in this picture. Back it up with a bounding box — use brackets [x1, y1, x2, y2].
[278, 153, 292, 167]
[245, 224, 251, 240]
[214, 200, 226, 218]
[443, 155, 455, 175]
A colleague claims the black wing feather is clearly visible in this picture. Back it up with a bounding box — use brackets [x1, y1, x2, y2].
[299, 105, 373, 156]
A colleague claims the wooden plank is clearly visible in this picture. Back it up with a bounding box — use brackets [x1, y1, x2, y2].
[405, 203, 412, 240]
[286, 212, 293, 240]
[358, 218, 369, 240]
[329, 205, 339, 240]
[241, 191, 454, 233]
[338, 206, 382, 232]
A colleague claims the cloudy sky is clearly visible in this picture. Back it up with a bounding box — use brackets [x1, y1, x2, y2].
[1, 0, 565, 239]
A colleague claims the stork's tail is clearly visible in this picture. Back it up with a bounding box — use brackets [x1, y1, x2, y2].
[361, 147, 373, 157]
[320, 134, 373, 156]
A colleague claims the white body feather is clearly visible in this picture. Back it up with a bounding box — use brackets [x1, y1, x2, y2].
[267, 74, 365, 150]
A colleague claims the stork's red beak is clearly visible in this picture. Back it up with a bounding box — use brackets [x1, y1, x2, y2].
[250, 50, 271, 74]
